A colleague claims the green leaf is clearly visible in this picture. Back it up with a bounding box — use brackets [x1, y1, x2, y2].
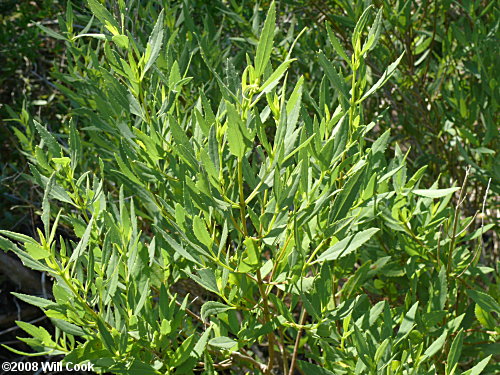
[201, 301, 233, 321]
[299, 290, 321, 321]
[357, 52, 405, 104]
[226, 101, 252, 158]
[446, 329, 463, 375]
[96, 318, 116, 353]
[395, 302, 418, 344]
[34, 120, 62, 156]
[11, 293, 53, 309]
[238, 237, 260, 272]
[461, 355, 492, 375]
[412, 187, 460, 198]
[193, 326, 213, 358]
[0, 237, 52, 273]
[193, 215, 212, 248]
[112, 34, 129, 49]
[467, 289, 500, 313]
[0, 231, 38, 245]
[171, 334, 196, 367]
[128, 93, 145, 120]
[208, 336, 236, 350]
[318, 51, 349, 106]
[298, 361, 336, 375]
[259, 59, 296, 94]
[362, 8, 383, 53]
[25, 242, 50, 260]
[68, 216, 94, 263]
[41, 173, 55, 240]
[37, 23, 66, 40]
[329, 162, 365, 221]
[168, 60, 182, 91]
[352, 324, 374, 368]
[313, 228, 379, 264]
[255, 1, 276, 77]
[30, 166, 73, 204]
[201, 91, 216, 126]
[134, 278, 150, 315]
[189, 268, 219, 295]
[51, 318, 86, 336]
[286, 76, 304, 131]
[168, 115, 198, 169]
[127, 360, 159, 375]
[87, 0, 120, 35]
[423, 330, 447, 359]
[155, 226, 203, 266]
[374, 338, 389, 365]
[16, 321, 52, 345]
[144, 9, 164, 73]
[352, 5, 373, 49]
[208, 125, 220, 174]
[326, 23, 350, 64]
[0, 345, 54, 357]
[405, 165, 428, 189]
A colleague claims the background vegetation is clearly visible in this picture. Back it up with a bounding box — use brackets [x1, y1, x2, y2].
[0, 0, 498, 374]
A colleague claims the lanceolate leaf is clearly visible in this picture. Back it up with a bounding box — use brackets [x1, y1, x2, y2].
[462, 355, 492, 375]
[193, 326, 213, 358]
[143, 9, 164, 74]
[362, 8, 383, 53]
[41, 173, 55, 240]
[352, 5, 374, 48]
[201, 301, 233, 321]
[326, 23, 350, 65]
[446, 329, 463, 375]
[193, 215, 212, 248]
[188, 268, 219, 295]
[423, 330, 447, 359]
[37, 23, 66, 40]
[68, 216, 94, 264]
[226, 101, 253, 158]
[412, 187, 460, 198]
[395, 302, 419, 345]
[87, 0, 120, 35]
[313, 228, 379, 264]
[467, 289, 500, 313]
[155, 226, 203, 266]
[11, 293, 54, 309]
[258, 59, 296, 95]
[318, 51, 349, 106]
[208, 336, 236, 350]
[255, 1, 276, 77]
[34, 120, 62, 156]
[357, 52, 404, 103]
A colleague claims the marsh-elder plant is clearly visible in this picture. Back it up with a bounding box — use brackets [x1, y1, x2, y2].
[1, 1, 498, 374]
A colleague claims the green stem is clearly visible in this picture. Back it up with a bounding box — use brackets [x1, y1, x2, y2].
[237, 158, 247, 237]
[256, 268, 276, 374]
[348, 54, 358, 143]
[288, 308, 307, 375]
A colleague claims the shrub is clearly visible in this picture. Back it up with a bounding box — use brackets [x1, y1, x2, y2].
[1, 1, 498, 374]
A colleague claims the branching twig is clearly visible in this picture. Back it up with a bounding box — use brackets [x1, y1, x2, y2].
[288, 308, 307, 375]
[231, 351, 267, 372]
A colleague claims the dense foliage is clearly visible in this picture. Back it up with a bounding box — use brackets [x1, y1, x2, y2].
[0, 0, 498, 374]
